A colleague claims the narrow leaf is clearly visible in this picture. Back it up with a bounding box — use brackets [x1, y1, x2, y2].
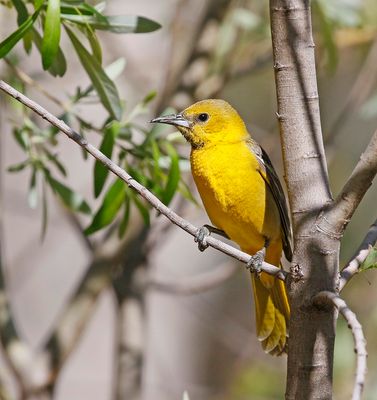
[60, 14, 161, 33]
[132, 194, 150, 226]
[65, 26, 122, 120]
[42, 0, 61, 69]
[118, 196, 130, 238]
[85, 178, 125, 235]
[34, 0, 44, 9]
[86, 27, 102, 64]
[7, 159, 30, 172]
[162, 144, 180, 206]
[48, 176, 91, 214]
[0, 8, 41, 58]
[360, 246, 377, 271]
[12, 128, 29, 150]
[33, 28, 67, 76]
[94, 123, 118, 197]
[11, 0, 29, 24]
[44, 148, 67, 176]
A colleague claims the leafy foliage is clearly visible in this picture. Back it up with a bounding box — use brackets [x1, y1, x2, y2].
[1, 0, 192, 239]
[1, 0, 161, 115]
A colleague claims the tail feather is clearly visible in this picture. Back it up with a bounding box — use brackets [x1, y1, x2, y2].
[251, 270, 290, 355]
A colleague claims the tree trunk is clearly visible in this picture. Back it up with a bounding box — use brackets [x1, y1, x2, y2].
[269, 1, 339, 398]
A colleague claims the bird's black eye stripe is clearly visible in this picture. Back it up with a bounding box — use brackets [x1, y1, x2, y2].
[198, 113, 209, 122]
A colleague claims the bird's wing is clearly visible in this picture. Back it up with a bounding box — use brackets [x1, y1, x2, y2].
[247, 139, 293, 261]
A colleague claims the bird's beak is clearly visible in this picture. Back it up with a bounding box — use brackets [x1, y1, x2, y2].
[150, 113, 191, 129]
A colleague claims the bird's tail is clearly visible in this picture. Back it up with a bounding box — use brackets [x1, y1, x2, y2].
[251, 269, 290, 355]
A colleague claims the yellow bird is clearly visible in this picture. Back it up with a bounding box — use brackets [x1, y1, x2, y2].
[151, 99, 292, 355]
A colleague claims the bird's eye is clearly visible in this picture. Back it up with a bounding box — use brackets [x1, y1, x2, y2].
[197, 113, 209, 122]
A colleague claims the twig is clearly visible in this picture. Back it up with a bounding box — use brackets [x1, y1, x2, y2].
[322, 128, 377, 236]
[314, 291, 367, 400]
[146, 262, 239, 295]
[339, 218, 377, 291]
[0, 79, 287, 281]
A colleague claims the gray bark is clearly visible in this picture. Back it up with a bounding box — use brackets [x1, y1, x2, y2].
[270, 1, 339, 398]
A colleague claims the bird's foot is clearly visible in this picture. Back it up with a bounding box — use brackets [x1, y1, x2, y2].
[194, 226, 211, 252]
[246, 247, 266, 274]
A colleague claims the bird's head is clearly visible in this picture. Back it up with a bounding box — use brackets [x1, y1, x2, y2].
[151, 99, 249, 149]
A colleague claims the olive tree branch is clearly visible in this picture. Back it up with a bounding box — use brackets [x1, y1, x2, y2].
[0, 79, 286, 281]
[319, 128, 377, 238]
[339, 218, 377, 292]
[313, 291, 367, 400]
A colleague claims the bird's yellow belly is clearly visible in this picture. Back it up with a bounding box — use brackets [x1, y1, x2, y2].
[191, 144, 281, 255]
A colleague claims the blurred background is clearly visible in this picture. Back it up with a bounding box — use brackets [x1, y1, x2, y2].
[1, 0, 377, 399]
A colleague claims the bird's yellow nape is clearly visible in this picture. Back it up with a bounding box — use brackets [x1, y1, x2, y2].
[151, 99, 249, 149]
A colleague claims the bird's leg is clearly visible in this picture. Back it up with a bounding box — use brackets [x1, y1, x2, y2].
[194, 224, 229, 252]
[246, 238, 270, 274]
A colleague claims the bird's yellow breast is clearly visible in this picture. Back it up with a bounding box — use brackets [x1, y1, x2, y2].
[190, 141, 281, 254]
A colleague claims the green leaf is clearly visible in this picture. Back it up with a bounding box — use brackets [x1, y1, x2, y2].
[34, 0, 44, 9]
[12, 128, 30, 150]
[65, 26, 122, 120]
[28, 167, 38, 209]
[61, 14, 161, 33]
[94, 122, 119, 197]
[72, 58, 126, 101]
[86, 27, 102, 64]
[161, 144, 180, 205]
[82, 2, 107, 22]
[7, 159, 30, 172]
[0, 8, 41, 58]
[85, 178, 125, 235]
[42, 0, 61, 69]
[48, 176, 91, 214]
[60, 3, 97, 16]
[11, 0, 29, 24]
[33, 28, 67, 76]
[360, 246, 377, 271]
[142, 90, 157, 104]
[132, 194, 150, 226]
[44, 148, 67, 176]
[118, 196, 130, 238]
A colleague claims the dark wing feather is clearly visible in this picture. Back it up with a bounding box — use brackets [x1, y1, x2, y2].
[248, 140, 293, 261]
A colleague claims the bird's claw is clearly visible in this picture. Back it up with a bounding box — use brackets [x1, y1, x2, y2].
[246, 248, 266, 274]
[195, 226, 210, 252]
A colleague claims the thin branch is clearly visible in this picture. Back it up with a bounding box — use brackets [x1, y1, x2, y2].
[314, 291, 367, 400]
[0, 79, 287, 281]
[146, 262, 239, 295]
[339, 218, 377, 291]
[321, 129, 377, 237]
